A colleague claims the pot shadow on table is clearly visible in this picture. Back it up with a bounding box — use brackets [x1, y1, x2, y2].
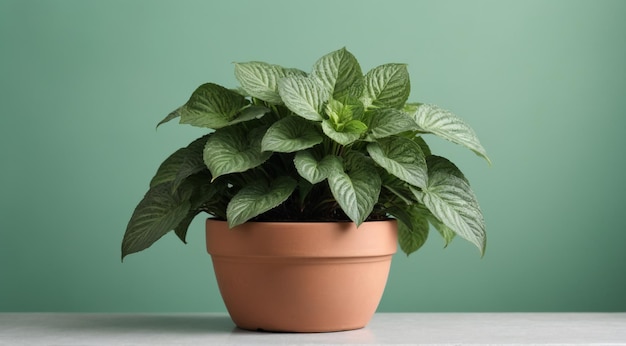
[46, 314, 239, 334]
[39, 314, 376, 341]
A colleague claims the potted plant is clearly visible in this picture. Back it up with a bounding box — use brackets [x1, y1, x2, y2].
[122, 48, 490, 332]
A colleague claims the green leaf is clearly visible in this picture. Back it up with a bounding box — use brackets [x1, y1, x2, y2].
[234, 61, 306, 104]
[173, 209, 199, 244]
[367, 136, 427, 188]
[325, 98, 365, 129]
[367, 108, 420, 140]
[149, 135, 210, 191]
[312, 48, 364, 100]
[414, 136, 432, 157]
[226, 176, 297, 228]
[395, 205, 430, 256]
[149, 147, 187, 188]
[428, 211, 456, 247]
[293, 151, 339, 184]
[156, 110, 180, 128]
[261, 116, 323, 153]
[327, 159, 381, 226]
[415, 169, 486, 255]
[203, 123, 271, 179]
[426, 155, 468, 184]
[362, 63, 410, 109]
[278, 75, 328, 121]
[121, 183, 192, 259]
[164, 83, 249, 129]
[380, 172, 415, 205]
[321, 119, 362, 145]
[343, 120, 368, 134]
[407, 103, 491, 165]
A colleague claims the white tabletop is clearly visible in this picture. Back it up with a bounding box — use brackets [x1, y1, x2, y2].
[0, 313, 625, 345]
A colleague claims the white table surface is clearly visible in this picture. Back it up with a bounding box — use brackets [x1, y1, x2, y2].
[1, 313, 625, 345]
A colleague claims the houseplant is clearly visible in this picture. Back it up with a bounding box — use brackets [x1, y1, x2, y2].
[122, 47, 489, 332]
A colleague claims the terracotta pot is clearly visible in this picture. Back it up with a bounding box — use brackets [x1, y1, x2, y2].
[205, 219, 398, 332]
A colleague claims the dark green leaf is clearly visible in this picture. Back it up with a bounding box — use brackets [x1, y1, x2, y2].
[395, 205, 430, 256]
[149, 135, 210, 191]
[121, 183, 192, 259]
[426, 155, 468, 184]
[226, 176, 297, 227]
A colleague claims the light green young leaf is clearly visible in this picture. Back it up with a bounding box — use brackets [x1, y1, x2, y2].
[121, 182, 192, 260]
[261, 116, 323, 153]
[367, 108, 420, 140]
[327, 159, 381, 226]
[203, 123, 271, 179]
[415, 170, 486, 255]
[325, 98, 365, 128]
[278, 76, 328, 121]
[321, 119, 362, 145]
[362, 63, 410, 109]
[407, 103, 491, 164]
[367, 136, 427, 188]
[293, 151, 340, 184]
[234, 61, 306, 104]
[161, 83, 249, 129]
[226, 176, 297, 228]
[312, 47, 364, 100]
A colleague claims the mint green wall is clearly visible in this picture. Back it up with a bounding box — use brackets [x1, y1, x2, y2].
[1, 0, 625, 312]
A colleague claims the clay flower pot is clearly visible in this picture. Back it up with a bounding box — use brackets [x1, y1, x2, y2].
[205, 219, 398, 332]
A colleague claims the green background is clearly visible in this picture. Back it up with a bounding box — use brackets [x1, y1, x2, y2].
[1, 0, 625, 312]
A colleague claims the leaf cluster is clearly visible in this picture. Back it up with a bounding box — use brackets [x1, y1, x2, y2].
[122, 48, 490, 260]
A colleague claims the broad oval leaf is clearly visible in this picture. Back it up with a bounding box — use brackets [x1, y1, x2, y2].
[311, 47, 364, 100]
[261, 116, 323, 153]
[367, 108, 420, 140]
[235, 62, 306, 104]
[167, 83, 249, 129]
[293, 151, 339, 184]
[121, 183, 192, 259]
[203, 123, 271, 179]
[278, 76, 328, 121]
[367, 136, 427, 188]
[408, 103, 491, 164]
[226, 176, 297, 228]
[418, 171, 486, 255]
[362, 63, 410, 109]
[150, 135, 210, 191]
[327, 159, 381, 226]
